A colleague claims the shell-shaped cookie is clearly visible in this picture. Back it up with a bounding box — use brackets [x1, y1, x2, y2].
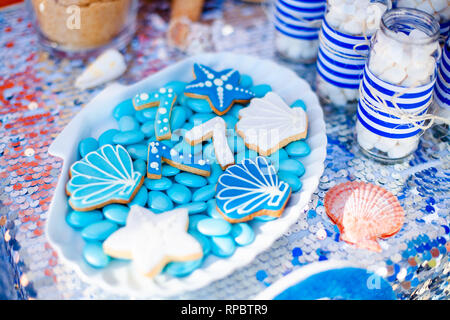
[67, 144, 143, 211]
[324, 181, 404, 252]
[236, 92, 308, 156]
[216, 156, 291, 223]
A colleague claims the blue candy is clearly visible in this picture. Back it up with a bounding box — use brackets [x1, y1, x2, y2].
[191, 113, 215, 124]
[147, 191, 174, 213]
[144, 177, 172, 190]
[170, 107, 187, 130]
[140, 108, 158, 120]
[278, 171, 302, 192]
[162, 165, 180, 177]
[207, 163, 223, 185]
[78, 137, 98, 158]
[227, 135, 246, 153]
[188, 214, 209, 230]
[250, 84, 272, 98]
[222, 115, 238, 129]
[177, 201, 207, 214]
[83, 241, 111, 268]
[197, 218, 232, 236]
[190, 230, 211, 255]
[164, 258, 203, 277]
[128, 186, 148, 207]
[285, 141, 310, 157]
[279, 159, 305, 177]
[240, 74, 253, 88]
[210, 236, 236, 257]
[133, 159, 147, 176]
[291, 99, 307, 110]
[127, 144, 148, 160]
[119, 115, 140, 131]
[192, 184, 216, 202]
[167, 183, 192, 204]
[231, 223, 255, 246]
[229, 104, 244, 119]
[175, 172, 208, 188]
[98, 129, 120, 147]
[112, 130, 145, 145]
[66, 210, 103, 229]
[164, 80, 186, 96]
[81, 220, 118, 241]
[207, 199, 223, 219]
[254, 215, 277, 222]
[103, 204, 129, 225]
[113, 99, 135, 120]
[203, 143, 216, 163]
[140, 121, 156, 138]
[186, 98, 213, 113]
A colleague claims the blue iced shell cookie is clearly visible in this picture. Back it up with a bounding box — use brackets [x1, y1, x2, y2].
[147, 140, 211, 179]
[132, 87, 177, 141]
[215, 156, 292, 223]
[66, 144, 144, 211]
[184, 64, 255, 116]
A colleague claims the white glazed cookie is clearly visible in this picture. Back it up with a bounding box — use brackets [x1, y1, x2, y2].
[236, 92, 308, 156]
[103, 205, 203, 278]
[184, 116, 235, 169]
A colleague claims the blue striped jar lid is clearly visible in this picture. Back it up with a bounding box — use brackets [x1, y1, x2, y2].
[357, 65, 436, 139]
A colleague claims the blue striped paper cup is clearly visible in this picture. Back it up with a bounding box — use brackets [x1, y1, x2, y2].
[274, 0, 326, 41]
[276, 0, 326, 21]
[315, 18, 371, 89]
[434, 38, 450, 108]
[357, 65, 435, 139]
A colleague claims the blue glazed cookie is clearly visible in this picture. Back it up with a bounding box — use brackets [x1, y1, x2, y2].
[184, 64, 255, 116]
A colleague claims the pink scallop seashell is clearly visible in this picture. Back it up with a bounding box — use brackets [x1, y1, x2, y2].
[324, 181, 404, 252]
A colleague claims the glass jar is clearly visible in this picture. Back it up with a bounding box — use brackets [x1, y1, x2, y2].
[431, 36, 450, 135]
[27, 0, 138, 58]
[273, 0, 326, 64]
[315, 0, 390, 109]
[394, 0, 450, 42]
[356, 8, 441, 163]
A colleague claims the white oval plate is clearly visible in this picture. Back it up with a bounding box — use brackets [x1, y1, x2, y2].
[46, 52, 327, 298]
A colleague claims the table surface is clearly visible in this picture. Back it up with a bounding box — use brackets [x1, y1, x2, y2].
[0, 0, 449, 300]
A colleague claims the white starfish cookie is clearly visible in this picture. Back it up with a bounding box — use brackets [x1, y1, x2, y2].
[236, 92, 308, 156]
[103, 205, 203, 277]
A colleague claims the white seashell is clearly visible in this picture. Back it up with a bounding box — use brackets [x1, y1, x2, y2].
[75, 49, 127, 90]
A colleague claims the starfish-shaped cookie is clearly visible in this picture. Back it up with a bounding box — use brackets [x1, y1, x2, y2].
[103, 206, 203, 277]
[184, 64, 255, 115]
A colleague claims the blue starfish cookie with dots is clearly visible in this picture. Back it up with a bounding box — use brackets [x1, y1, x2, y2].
[184, 63, 255, 116]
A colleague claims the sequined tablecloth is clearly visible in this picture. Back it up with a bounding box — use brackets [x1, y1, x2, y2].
[0, 0, 449, 300]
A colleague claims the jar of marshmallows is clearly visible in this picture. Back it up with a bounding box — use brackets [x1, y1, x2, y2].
[394, 0, 450, 41]
[315, 0, 390, 108]
[273, 0, 326, 63]
[356, 8, 441, 162]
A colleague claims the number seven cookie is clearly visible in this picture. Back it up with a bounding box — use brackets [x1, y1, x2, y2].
[215, 156, 292, 223]
[184, 63, 255, 116]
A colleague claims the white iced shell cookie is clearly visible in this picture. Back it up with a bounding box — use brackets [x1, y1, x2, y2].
[236, 92, 308, 156]
[103, 205, 203, 278]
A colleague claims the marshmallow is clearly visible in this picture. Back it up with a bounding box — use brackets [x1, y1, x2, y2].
[356, 121, 420, 159]
[275, 31, 319, 62]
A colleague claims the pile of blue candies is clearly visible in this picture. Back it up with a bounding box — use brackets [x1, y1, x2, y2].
[66, 74, 311, 278]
